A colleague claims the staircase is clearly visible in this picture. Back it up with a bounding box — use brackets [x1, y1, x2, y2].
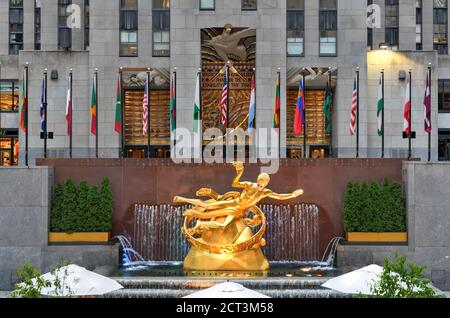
[102, 277, 351, 298]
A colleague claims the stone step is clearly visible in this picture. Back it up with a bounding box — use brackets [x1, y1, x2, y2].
[113, 278, 330, 290]
[102, 288, 350, 299]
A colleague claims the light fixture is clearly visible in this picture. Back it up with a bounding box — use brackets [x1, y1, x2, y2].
[379, 42, 389, 50]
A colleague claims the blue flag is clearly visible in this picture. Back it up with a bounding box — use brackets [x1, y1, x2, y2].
[39, 78, 46, 132]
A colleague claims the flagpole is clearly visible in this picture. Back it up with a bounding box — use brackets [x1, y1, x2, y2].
[328, 67, 333, 158]
[0, 62, 2, 133]
[44, 69, 48, 159]
[302, 70, 307, 159]
[277, 68, 281, 159]
[356, 67, 360, 158]
[199, 67, 203, 160]
[408, 69, 412, 160]
[95, 68, 99, 158]
[252, 67, 256, 158]
[69, 69, 73, 159]
[119, 67, 124, 158]
[381, 69, 385, 159]
[226, 61, 230, 158]
[146, 68, 151, 158]
[428, 64, 432, 162]
[25, 62, 29, 166]
[174, 68, 177, 151]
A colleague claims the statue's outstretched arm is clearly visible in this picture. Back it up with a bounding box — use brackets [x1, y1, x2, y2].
[268, 189, 304, 201]
[231, 162, 250, 189]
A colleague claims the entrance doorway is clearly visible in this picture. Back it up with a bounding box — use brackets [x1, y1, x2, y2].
[0, 129, 18, 167]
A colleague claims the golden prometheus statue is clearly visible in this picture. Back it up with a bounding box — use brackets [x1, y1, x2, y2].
[173, 162, 304, 271]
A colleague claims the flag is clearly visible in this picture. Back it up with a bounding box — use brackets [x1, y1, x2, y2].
[142, 76, 149, 135]
[350, 77, 358, 136]
[377, 75, 384, 136]
[65, 80, 72, 136]
[294, 77, 305, 135]
[273, 75, 280, 131]
[248, 74, 256, 131]
[193, 72, 201, 133]
[220, 68, 228, 127]
[403, 80, 411, 136]
[170, 72, 176, 132]
[324, 82, 332, 134]
[20, 68, 27, 133]
[424, 71, 432, 133]
[90, 77, 97, 135]
[40, 77, 46, 133]
[114, 75, 122, 133]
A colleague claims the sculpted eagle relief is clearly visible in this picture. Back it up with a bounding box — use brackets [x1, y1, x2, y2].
[173, 162, 304, 271]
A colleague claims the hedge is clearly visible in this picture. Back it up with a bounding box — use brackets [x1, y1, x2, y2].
[343, 179, 406, 232]
[50, 178, 114, 234]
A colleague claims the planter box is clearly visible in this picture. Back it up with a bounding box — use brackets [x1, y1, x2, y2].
[346, 232, 408, 243]
[49, 232, 111, 243]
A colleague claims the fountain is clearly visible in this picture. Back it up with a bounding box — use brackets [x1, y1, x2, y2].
[108, 163, 348, 298]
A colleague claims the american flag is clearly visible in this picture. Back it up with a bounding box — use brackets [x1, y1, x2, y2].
[143, 77, 149, 135]
[220, 68, 229, 127]
[350, 78, 358, 136]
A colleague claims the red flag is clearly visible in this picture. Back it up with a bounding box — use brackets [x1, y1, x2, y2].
[403, 80, 411, 135]
[143, 77, 149, 135]
[66, 84, 72, 136]
[220, 68, 228, 127]
[350, 78, 358, 136]
[424, 72, 432, 133]
[294, 78, 305, 135]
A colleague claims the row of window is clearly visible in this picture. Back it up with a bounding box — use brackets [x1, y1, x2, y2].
[7, 0, 450, 56]
[367, 0, 448, 54]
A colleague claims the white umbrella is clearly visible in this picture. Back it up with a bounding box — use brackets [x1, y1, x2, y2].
[322, 264, 383, 295]
[27, 264, 123, 297]
[184, 282, 270, 299]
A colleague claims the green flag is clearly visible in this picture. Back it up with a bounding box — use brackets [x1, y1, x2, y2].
[377, 76, 384, 136]
[324, 83, 332, 134]
[170, 73, 176, 132]
[193, 72, 200, 133]
[114, 75, 122, 133]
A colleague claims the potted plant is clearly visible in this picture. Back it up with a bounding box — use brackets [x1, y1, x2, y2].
[343, 179, 407, 243]
[49, 178, 113, 243]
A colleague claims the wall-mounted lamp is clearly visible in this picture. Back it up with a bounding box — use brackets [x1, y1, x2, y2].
[379, 42, 389, 50]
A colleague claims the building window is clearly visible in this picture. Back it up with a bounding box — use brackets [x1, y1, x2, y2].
[287, 0, 305, 56]
[9, 0, 23, 55]
[34, 0, 41, 50]
[242, 0, 257, 11]
[439, 130, 450, 161]
[385, 0, 399, 50]
[120, 0, 138, 56]
[434, 0, 448, 55]
[319, 0, 337, 56]
[0, 81, 20, 113]
[416, 0, 422, 50]
[153, 0, 170, 57]
[58, 0, 72, 50]
[438, 79, 450, 112]
[85, 0, 89, 50]
[200, 0, 214, 10]
[0, 129, 19, 167]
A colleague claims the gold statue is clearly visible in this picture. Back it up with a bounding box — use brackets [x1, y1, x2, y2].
[173, 162, 304, 271]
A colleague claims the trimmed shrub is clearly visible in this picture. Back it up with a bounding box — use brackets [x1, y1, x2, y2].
[343, 179, 406, 232]
[50, 178, 114, 233]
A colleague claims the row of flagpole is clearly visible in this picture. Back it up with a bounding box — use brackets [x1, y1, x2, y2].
[16, 63, 433, 163]
[351, 66, 432, 160]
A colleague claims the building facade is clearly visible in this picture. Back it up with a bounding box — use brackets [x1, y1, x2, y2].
[0, 0, 450, 166]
